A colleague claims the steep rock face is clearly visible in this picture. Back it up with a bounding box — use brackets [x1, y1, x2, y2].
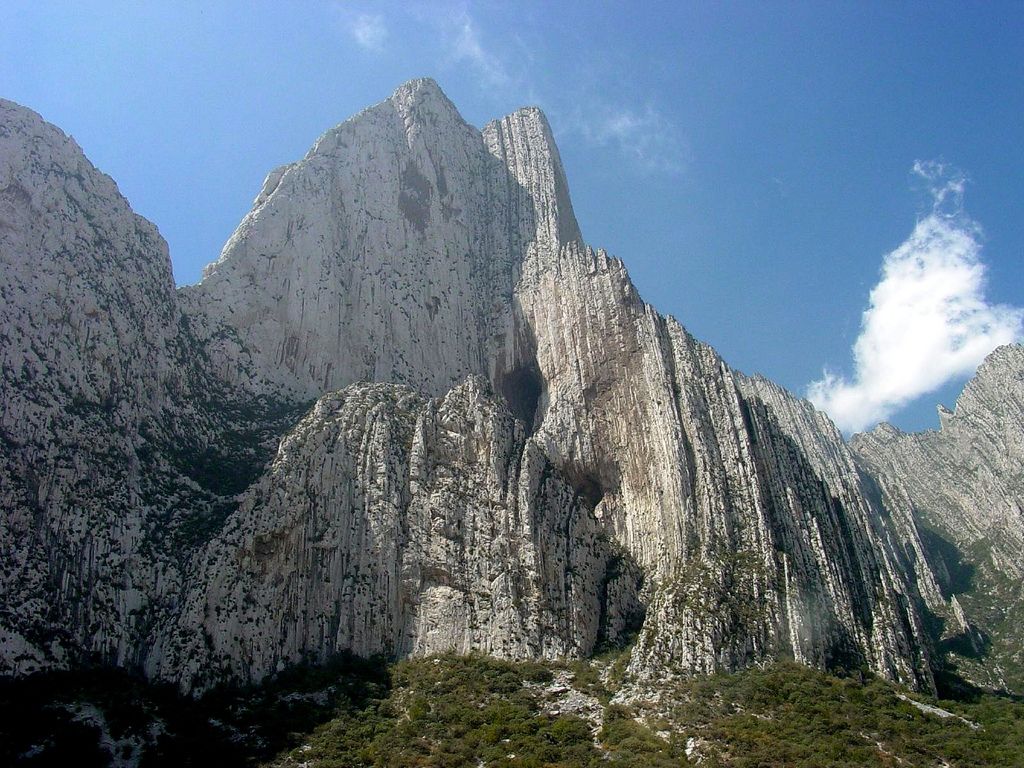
[852, 345, 1024, 691]
[738, 375, 947, 617]
[0, 81, 944, 694]
[853, 346, 1024, 577]
[180, 80, 934, 690]
[0, 98, 187, 673]
[0, 100, 300, 678]
[481, 129, 932, 684]
[181, 79, 576, 401]
[153, 378, 641, 689]
[512, 250, 932, 686]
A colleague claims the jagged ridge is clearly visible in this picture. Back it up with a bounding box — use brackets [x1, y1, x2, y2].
[3, 79, 999, 695]
[852, 344, 1024, 692]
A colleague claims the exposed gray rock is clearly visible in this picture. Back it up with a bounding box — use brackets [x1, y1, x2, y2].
[179, 78, 556, 401]
[0, 98, 301, 677]
[853, 346, 1024, 577]
[852, 345, 1024, 691]
[174, 79, 934, 690]
[153, 378, 641, 689]
[0, 80, 961, 694]
[0, 97, 185, 673]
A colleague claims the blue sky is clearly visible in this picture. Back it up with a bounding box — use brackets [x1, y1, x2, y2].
[3, 1, 1022, 433]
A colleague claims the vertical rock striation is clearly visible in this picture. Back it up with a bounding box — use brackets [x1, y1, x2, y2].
[175, 79, 934, 690]
[0, 98, 183, 672]
[0, 80, 960, 693]
[181, 79, 537, 400]
[852, 345, 1024, 691]
[153, 378, 641, 689]
[0, 99, 302, 677]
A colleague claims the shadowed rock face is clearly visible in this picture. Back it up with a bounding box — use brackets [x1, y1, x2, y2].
[151, 378, 642, 689]
[0, 79, 960, 693]
[852, 345, 1024, 578]
[0, 97, 185, 673]
[852, 345, 1024, 692]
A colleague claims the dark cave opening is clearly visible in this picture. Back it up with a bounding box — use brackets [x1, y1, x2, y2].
[561, 464, 607, 511]
[496, 361, 544, 433]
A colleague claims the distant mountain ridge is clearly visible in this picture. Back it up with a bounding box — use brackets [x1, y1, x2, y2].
[852, 344, 1024, 692]
[1, 80, 1020, 696]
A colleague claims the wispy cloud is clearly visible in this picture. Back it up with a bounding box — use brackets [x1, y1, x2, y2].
[401, 4, 686, 174]
[808, 162, 1023, 433]
[561, 103, 688, 174]
[445, 9, 509, 87]
[348, 12, 388, 51]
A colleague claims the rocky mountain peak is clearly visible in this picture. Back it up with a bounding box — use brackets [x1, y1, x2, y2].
[13, 81, 1023, 698]
[852, 343, 1024, 691]
[0, 96, 199, 675]
[183, 78, 583, 402]
[389, 76, 461, 122]
[0, 95, 181, 418]
[483, 105, 581, 248]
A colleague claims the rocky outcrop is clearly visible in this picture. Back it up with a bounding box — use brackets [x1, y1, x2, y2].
[0, 97, 187, 673]
[852, 345, 1024, 691]
[852, 346, 1024, 578]
[152, 378, 641, 689]
[180, 79, 550, 401]
[0, 99, 301, 677]
[0, 80, 952, 693]
[173, 79, 934, 690]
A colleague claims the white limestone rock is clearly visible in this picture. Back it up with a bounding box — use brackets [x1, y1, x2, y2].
[0, 81, 961, 695]
[853, 345, 1024, 576]
[154, 378, 641, 689]
[0, 98, 186, 673]
[175, 79, 935, 690]
[852, 345, 1024, 690]
[0, 99, 296, 678]
[179, 78, 568, 401]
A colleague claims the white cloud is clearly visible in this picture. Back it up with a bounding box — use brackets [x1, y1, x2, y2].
[349, 13, 388, 51]
[447, 10, 509, 87]
[808, 163, 1023, 433]
[563, 103, 688, 174]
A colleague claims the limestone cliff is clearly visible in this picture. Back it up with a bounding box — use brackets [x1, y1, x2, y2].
[0, 80, 961, 694]
[152, 378, 641, 689]
[852, 345, 1024, 692]
[0, 99, 302, 676]
[175, 79, 934, 690]
[179, 79, 574, 401]
[0, 97, 186, 672]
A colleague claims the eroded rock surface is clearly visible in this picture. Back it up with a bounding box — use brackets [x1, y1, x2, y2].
[0, 80, 984, 694]
[154, 378, 641, 689]
[176, 80, 935, 688]
[0, 98, 302, 676]
[0, 97, 186, 672]
[852, 345, 1024, 691]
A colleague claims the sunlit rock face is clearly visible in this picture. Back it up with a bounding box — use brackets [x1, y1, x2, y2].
[0, 97, 187, 674]
[852, 344, 1024, 692]
[180, 79, 579, 402]
[853, 345, 1024, 579]
[1, 80, 955, 693]
[152, 378, 643, 690]
[0, 98, 303, 678]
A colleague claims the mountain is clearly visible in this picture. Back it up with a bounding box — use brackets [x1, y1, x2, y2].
[0, 95, 187, 672]
[852, 344, 1024, 692]
[0, 97, 303, 677]
[152, 378, 643, 688]
[3, 78, 1018, 701]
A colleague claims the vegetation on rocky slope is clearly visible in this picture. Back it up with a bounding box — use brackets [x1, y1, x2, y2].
[3, 652, 1022, 767]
